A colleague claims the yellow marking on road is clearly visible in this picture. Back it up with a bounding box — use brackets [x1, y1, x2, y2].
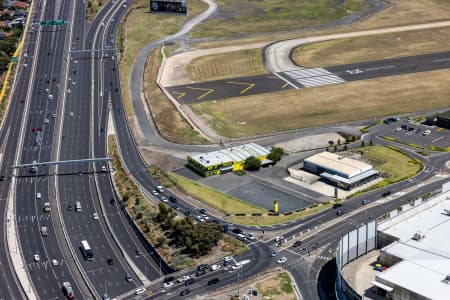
[186, 87, 214, 100]
[226, 81, 255, 94]
[173, 92, 186, 99]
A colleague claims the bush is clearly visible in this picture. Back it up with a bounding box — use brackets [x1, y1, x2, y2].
[267, 147, 284, 163]
[244, 156, 261, 171]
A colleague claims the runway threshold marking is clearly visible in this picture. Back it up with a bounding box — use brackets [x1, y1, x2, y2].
[173, 92, 186, 99]
[226, 81, 255, 94]
[186, 87, 214, 100]
[272, 72, 299, 89]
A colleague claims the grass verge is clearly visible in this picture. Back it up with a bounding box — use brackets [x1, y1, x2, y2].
[381, 136, 424, 149]
[168, 172, 267, 215]
[117, 0, 207, 116]
[187, 49, 265, 82]
[256, 272, 297, 300]
[191, 0, 368, 38]
[189, 69, 450, 138]
[86, 0, 108, 21]
[144, 47, 208, 144]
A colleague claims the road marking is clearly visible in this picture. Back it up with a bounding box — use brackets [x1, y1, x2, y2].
[186, 86, 214, 100]
[282, 82, 289, 88]
[431, 136, 444, 143]
[226, 81, 255, 94]
[273, 72, 299, 89]
[433, 58, 450, 62]
[173, 91, 186, 99]
[364, 65, 395, 71]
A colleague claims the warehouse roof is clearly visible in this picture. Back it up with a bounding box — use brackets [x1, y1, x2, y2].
[375, 192, 450, 300]
[304, 152, 373, 178]
[189, 143, 270, 168]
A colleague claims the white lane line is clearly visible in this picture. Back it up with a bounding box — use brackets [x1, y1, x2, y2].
[433, 58, 450, 62]
[431, 136, 444, 143]
[273, 72, 299, 90]
[364, 65, 395, 71]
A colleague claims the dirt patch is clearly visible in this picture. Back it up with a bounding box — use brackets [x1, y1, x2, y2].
[86, 0, 108, 21]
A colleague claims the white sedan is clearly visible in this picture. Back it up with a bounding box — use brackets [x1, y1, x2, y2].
[33, 254, 40, 262]
[277, 257, 287, 264]
[163, 281, 174, 289]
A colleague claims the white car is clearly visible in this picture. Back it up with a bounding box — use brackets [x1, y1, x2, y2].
[152, 190, 159, 196]
[231, 263, 241, 270]
[160, 196, 168, 203]
[51, 259, 59, 266]
[92, 213, 99, 220]
[177, 275, 190, 283]
[134, 288, 146, 295]
[422, 130, 431, 136]
[101, 165, 107, 172]
[277, 257, 287, 264]
[224, 256, 233, 262]
[163, 281, 174, 289]
[33, 254, 40, 262]
[271, 250, 279, 257]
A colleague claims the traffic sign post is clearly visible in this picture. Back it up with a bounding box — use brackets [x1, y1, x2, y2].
[40, 20, 64, 26]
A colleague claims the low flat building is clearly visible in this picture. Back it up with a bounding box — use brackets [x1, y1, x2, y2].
[303, 151, 378, 190]
[436, 110, 450, 129]
[187, 143, 271, 177]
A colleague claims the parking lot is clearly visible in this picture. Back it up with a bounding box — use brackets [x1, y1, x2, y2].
[379, 118, 450, 149]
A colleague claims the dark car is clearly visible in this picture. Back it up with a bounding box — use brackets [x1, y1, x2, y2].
[180, 289, 190, 296]
[232, 228, 243, 234]
[135, 249, 143, 256]
[382, 191, 392, 197]
[67, 205, 73, 211]
[293, 240, 302, 247]
[336, 209, 344, 216]
[361, 199, 370, 205]
[169, 196, 177, 203]
[196, 269, 206, 277]
[184, 211, 191, 217]
[185, 278, 194, 286]
[199, 208, 206, 215]
[197, 264, 209, 271]
[208, 278, 220, 286]
[332, 203, 342, 209]
[107, 257, 114, 265]
[164, 276, 175, 283]
[172, 204, 179, 210]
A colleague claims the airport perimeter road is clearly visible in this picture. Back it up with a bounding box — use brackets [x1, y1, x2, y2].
[13, 0, 87, 298]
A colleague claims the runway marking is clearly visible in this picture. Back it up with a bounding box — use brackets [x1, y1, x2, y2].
[226, 81, 255, 94]
[273, 72, 299, 89]
[433, 58, 450, 62]
[364, 65, 395, 71]
[186, 86, 214, 100]
[283, 68, 345, 87]
[173, 91, 186, 99]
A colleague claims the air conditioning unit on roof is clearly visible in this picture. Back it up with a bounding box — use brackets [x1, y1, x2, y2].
[412, 231, 425, 241]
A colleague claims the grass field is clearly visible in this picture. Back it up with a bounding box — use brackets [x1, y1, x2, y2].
[189, 69, 450, 138]
[118, 0, 207, 116]
[191, 0, 368, 38]
[357, 146, 422, 183]
[86, 0, 108, 21]
[256, 272, 298, 300]
[292, 27, 450, 67]
[144, 48, 207, 144]
[187, 49, 265, 81]
[168, 172, 267, 215]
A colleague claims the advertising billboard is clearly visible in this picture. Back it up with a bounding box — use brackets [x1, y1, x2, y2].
[150, 0, 187, 14]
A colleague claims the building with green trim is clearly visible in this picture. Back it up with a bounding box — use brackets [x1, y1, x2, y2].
[187, 143, 271, 176]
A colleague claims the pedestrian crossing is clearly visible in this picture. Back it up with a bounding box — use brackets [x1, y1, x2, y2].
[282, 67, 345, 88]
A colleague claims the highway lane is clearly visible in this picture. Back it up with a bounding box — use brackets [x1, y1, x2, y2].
[13, 0, 87, 298]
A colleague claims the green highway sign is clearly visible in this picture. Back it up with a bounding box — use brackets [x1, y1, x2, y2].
[11, 57, 17, 63]
[40, 20, 64, 26]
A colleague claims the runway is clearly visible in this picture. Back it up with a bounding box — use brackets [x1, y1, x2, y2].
[165, 50, 450, 103]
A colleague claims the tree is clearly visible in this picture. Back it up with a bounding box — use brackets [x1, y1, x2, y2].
[244, 156, 261, 171]
[267, 147, 284, 163]
[156, 236, 166, 248]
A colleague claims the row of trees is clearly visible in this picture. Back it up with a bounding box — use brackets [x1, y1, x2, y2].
[156, 203, 223, 257]
[243, 147, 285, 171]
[0, 27, 23, 73]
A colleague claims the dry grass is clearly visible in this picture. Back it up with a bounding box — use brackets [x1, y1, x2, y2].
[118, 0, 207, 116]
[144, 48, 208, 144]
[293, 27, 450, 67]
[256, 272, 298, 300]
[190, 0, 368, 38]
[187, 49, 265, 81]
[190, 69, 450, 138]
[86, 0, 108, 21]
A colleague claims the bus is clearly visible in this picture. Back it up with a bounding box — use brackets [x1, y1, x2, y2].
[80, 240, 93, 260]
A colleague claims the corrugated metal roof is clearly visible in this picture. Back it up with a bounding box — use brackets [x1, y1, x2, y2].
[305, 152, 373, 178]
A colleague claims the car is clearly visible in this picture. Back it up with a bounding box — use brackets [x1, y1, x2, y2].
[231, 263, 242, 270]
[69, 112, 74, 117]
[163, 281, 174, 289]
[107, 257, 114, 265]
[277, 257, 287, 264]
[332, 203, 342, 209]
[134, 288, 146, 295]
[169, 196, 177, 203]
[184, 211, 191, 217]
[160, 196, 168, 203]
[62, 282, 75, 299]
[48, 94, 53, 100]
[232, 228, 243, 234]
[382, 191, 392, 197]
[101, 165, 107, 172]
[125, 274, 133, 282]
[394, 127, 402, 132]
[51, 259, 59, 266]
[423, 129, 431, 136]
[195, 215, 205, 222]
[164, 276, 175, 283]
[201, 214, 209, 221]
[36, 192, 42, 200]
[180, 289, 190, 296]
[293, 240, 302, 248]
[44, 118, 49, 124]
[336, 209, 345, 216]
[415, 128, 421, 133]
[271, 250, 279, 257]
[51, 113, 57, 118]
[224, 256, 233, 262]
[177, 275, 190, 283]
[33, 254, 40, 262]
[152, 190, 159, 196]
[110, 198, 115, 204]
[196, 269, 206, 277]
[67, 205, 73, 211]
[197, 264, 209, 271]
[245, 233, 255, 240]
[208, 278, 220, 286]
[135, 249, 143, 256]
[199, 208, 206, 214]
[184, 278, 194, 285]
[361, 199, 370, 205]
[92, 213, 99, 219]
[172, 204, 179, 210]
[210, 264, 221, 271]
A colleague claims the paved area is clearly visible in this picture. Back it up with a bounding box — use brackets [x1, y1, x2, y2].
[275, 132, 344, 153]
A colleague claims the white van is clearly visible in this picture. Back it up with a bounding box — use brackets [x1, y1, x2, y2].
[36, 192, 42, 200]
[75, 201, 81, 212]
[40, 226, 48, 236]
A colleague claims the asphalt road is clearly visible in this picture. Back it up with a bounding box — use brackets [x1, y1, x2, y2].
[165, 50, 450, 103]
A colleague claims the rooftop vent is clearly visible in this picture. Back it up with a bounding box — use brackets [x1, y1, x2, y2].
[444, 209, 450, 216]
[412, 231, 425, 241]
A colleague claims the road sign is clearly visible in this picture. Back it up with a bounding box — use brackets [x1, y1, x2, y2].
[40, 20, 64, 26]
[11, 57, 17, 63]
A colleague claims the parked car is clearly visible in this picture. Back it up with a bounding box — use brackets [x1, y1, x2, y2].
[134, 288, 146, 295]
[423, 129, 431, 136]
[163, 281, 174, 289]
[293, 240, 302, 248]
[195, 269, 206, 277]
[199, 208, 206, 214]
[107, 257, 114, 265]
[185, 278, 194, 286]
[277, 257, 287, 264]
[271, 250, 279, 257]
[180, 289, 191, 296]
